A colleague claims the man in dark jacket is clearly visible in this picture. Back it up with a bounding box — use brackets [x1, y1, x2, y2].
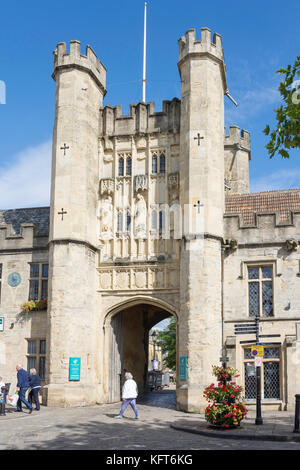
[16, 364, 33, 413]
[28, 368, 41, 411]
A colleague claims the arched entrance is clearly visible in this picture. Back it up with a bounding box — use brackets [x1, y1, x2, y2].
[103, 298, 177, 404]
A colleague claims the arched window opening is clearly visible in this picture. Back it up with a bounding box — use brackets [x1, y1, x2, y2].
[126, 157, 132, 176]
[159, 154, 165, 174]
[117, 212, 123, 232]
[152, 154, 158, 174]
[119, 157, 124, 177]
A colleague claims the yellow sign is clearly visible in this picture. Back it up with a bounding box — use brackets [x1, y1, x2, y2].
[251, 345, 264, 357]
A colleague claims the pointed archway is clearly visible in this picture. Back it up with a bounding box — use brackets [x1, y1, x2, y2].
[103, 297, 177, 404]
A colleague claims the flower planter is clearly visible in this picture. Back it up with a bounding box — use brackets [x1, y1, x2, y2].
[209, 423, 240, 430]
[204, 366, 248, 429]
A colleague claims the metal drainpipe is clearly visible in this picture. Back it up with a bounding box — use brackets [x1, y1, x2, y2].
[221, 243, 226, 367]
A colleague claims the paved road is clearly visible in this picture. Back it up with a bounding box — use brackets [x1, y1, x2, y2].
[1, 388, 299, 450]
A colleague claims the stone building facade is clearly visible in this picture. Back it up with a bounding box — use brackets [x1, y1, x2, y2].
[0, 27, 300, 412]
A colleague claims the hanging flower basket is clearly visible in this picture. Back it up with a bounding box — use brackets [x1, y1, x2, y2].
[203, 366, 248, 428]
[21, 299, 47, 313]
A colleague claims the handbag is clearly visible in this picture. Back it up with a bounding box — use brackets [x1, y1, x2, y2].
[7, 393, 19, 407]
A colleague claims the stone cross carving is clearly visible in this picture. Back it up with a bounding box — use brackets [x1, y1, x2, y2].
[60, 143, 69, 155]
[194, 133, 204, 146]
[194, 200, 204, 214]
[58, 208, 67, 220]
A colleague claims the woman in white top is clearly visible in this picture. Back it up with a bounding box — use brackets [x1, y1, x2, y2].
[114, 372, 139, 419]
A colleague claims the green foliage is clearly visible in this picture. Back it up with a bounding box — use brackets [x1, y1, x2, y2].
[157, 317, 176, 371]
[264, 56, 300, 158]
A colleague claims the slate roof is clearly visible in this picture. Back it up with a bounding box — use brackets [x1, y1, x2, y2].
[225, 189, 300, 226]
[0, 207, 50, 235]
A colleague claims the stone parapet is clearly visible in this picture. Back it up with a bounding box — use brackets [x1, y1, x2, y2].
[52, 40, 107, 94]
[224, 126, 251, 153]
[178, 27, 224, 63]
[100, 98, 180, 136]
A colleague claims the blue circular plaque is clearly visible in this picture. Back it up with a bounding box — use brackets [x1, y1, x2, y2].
[8, 272, 21, 287]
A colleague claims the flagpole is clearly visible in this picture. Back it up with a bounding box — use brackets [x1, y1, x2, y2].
[142, 1, 147, 103]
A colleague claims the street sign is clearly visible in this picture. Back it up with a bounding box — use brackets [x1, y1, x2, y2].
[69, 357, 81, 381]
[235, 330, 257, 335]
[179, 356, 187, 381]
[259, 334, 280, 338]
[234, 323, 256, 328]
[251, 345, 264, 357]
[0, 318, 4, 332]
[255, 357, 262, 367]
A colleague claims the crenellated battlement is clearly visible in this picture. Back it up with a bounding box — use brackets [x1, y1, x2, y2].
[178, 27, 224, 63]
[52, 40, 107, 93]
[100, 98, 180, 136]
[0, 223, 48, 251]
[224, 126, 251, 152]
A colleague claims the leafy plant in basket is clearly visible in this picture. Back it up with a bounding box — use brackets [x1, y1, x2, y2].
[21, 299, 47, 313]
[203, 365, 248, 428]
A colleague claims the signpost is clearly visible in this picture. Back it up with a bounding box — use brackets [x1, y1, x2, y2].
[69, 357, 81, 381]
[179, 356, 187, 381]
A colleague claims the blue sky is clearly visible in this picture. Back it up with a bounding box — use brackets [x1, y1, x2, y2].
[0, 0, 299, 209]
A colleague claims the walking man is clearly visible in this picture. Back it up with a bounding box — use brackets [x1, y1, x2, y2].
[114, 372, 139, 419]
[16, 364, 33, 413]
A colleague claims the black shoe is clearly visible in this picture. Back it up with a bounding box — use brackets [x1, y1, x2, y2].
[28, 408, 33, 414]
[15, 410, 23, 412]
[34, 409, 40, 411]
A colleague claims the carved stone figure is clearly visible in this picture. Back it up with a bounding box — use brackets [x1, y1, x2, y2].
[99, 195, 113, 239]
[134, 193, 147, 239]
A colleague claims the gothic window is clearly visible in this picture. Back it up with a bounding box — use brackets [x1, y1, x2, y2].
[248, 265, 274, 317]
[27, 339, 46, 380]
[126, 157, 132, 176]
[119, 157, 124, 176]
[244, 346, 280, 401]
[29, 263, 48, 301]
[151, 210, 158, 230]
[117, 212, 123, 232]
[159, 154, 166, 174]
[152, 154, 158, 174]
[126, 212, 131, 231]
[159, 210, 165, 230]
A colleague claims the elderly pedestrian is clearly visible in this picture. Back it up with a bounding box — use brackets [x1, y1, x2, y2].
[114, 372, 139, 419]
[16, 364, 33, 413]
[28, 368, 41, 411]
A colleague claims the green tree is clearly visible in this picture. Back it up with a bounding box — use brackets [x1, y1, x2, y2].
[264, 56, 300, 159]
[157, 317, 176, 370]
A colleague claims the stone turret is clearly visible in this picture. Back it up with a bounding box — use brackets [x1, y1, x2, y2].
[224, 126, 251, 194]
[177, 28, 226, 412]
[46, 41, 107, 406]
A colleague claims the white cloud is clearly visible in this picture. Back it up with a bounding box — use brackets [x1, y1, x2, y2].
[251, 168, 300, 193]
[225, 85, 280, 126]
[0, 140, 51, 210]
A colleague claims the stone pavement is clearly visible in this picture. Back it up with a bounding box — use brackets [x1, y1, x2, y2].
[0, 387, 299, 450]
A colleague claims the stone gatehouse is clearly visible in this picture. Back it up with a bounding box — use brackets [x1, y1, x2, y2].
[0, 27, 300, 412]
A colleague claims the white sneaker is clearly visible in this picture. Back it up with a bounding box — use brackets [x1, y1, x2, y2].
[114, 415, 123, 419]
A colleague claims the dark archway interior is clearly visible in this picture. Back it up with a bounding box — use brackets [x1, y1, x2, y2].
[109, 303, 174, 401]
